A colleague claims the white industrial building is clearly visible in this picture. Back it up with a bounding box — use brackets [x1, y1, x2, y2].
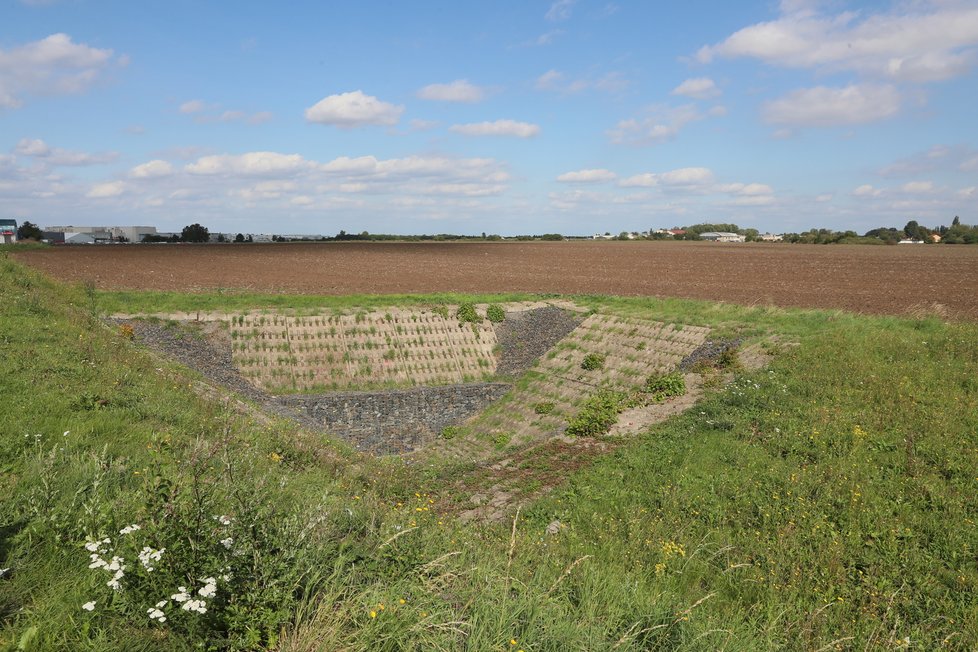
[700, 231, 746, 242]
[43, 225, 158, 242]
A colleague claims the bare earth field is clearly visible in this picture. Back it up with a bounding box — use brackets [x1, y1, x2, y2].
[14, 241, 978, 319]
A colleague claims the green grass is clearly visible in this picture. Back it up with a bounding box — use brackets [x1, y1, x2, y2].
[95, 289, 549, 315]
[2, 253, 977, 650]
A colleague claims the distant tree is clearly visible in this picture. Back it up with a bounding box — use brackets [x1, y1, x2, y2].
[246, 234, 253, 243]
[538, 233, 564, 241]
[952, 216, 961, 226]
[216, 233, 226, 243]
[17, 220, 42, 240]
[234, 233, 245, 243]
[180, 223, 210, 243]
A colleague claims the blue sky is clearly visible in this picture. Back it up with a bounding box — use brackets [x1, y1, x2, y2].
[2, 0, 977, 236]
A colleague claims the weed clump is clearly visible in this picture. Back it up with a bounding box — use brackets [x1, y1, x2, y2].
[456, 302, 481, 324]
[486, 303, 506, 323]
[440, 425, 461, 440]
[580, 353, 605, 371]
[644, 372, 686, 401]
[565, 390, 629, 437]
[533, 401, 555, 415]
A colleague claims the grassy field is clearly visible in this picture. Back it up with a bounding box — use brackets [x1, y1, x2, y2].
[2, 253, 977, 651]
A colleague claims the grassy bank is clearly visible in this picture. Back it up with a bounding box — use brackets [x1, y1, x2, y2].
[2, 254, 976, 650]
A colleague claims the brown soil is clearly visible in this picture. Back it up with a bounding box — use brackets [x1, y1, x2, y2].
[14, 241, 978, 320]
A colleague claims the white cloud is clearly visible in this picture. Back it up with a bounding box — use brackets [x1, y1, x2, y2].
[546, 0, 575, 21]
[958, 186, 976, 198]
[449, 119, 540, 138]
[291, 196, 313, 206]
[304, 90, 404, 128]
[130, 160, 174, 179]
[717, 182, 774, 195]
[186, 152, 310, 176]
[86, 181, 124, 198]
[671, 77, 721, 99]
[179, 99, 207, 114]
[618, 173, 658, 188]
[608, 104, 704, 145]
[852, 184, 882, 197]
[696, 2, 978, 82]
[961, 156, 978, 172]
[0, 33, 123, 109]
[659, 167, 715, 186]
[900, 180, 935, 193]
[535, 69, 628, 94]
[13, 137, 117, 165]
[557, 169, 617, 183]
[815, 193, 833, 202]
[763, 84, 900, 126]
[417, 80, 485, 103]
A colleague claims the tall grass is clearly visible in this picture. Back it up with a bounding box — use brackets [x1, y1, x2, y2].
[2, 253, 976, 650]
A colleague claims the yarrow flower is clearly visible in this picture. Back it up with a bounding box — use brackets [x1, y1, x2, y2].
[182, 599, 207, 614]
[198, 577, 218, 598]
[138, 546, 165, 572]
[82, 601, 96, 611]
[213, 514, 232, 526]
[171, 587, 191, 603]
[119, 524, 142, 536]
[147, 604, 167, 623]
[219, 537, 234, 549]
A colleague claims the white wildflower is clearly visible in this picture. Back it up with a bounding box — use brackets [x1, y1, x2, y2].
[219, 536, 233, 549]
[198, 577, 217, 598]
[107, 568, 125, 591]
[147, 606, 167, 623]
[171, 587, 190, 603]
[119, 524, 142, 536]
[182, 598, 207, 614]
[63, 431, 70, 437]
[82, 601, 96, 611]
[137, 546, 164, 571]
[88, 553, 107, 569]
[214, 514, 232, 526]
[106, 556, 124, 572]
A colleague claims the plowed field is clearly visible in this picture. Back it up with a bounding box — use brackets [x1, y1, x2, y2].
[14, 241, 978, 319]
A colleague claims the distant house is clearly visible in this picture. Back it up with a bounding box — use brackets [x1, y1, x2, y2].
[666, 229, 686, 237]
[759, 233, 783, 242]
[929, 234, 942, 243]
[591, 233, 614, 240]
[700, 231, 746, 243]
[0, 219, 16, 244]
[897, 239, 925, 244]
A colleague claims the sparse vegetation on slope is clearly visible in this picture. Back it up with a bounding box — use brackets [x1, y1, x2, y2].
[3, 254, 978, 650]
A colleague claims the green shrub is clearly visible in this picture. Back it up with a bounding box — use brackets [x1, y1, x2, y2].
[644, 372, 686, 401]
[456, 302, 481, 324]
[431, 305, 449, 319]
[580, 353, 606, 371]
[533, 401, 555, 415]
[485, 304, 506, 323]
[440, 425, 461, 440]
[565, 390, 628, 437]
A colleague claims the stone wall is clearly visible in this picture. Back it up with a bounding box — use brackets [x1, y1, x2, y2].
[279, 382, 511, 454]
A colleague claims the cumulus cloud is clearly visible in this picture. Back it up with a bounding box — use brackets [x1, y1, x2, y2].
[129, 160, 174, 179]
[304, 90, 404, 128]
[900, 180, 935, 193]
[13, 138, 117, 165]
[762, 84, 900, 126]
[695, 1, 978, 82]
[852, 184, 882, 197]
[417, 79, 485, 103]
[0, 33, 124, 109]
[86, 181, 124, 198]
[449, 119, 540, 138]
[186, 152, 310, 176]
[607, 104, 704, 145]
[618, 167, 716, 188]
[557, 169, 617, 183]
[671, 77, 721, 99]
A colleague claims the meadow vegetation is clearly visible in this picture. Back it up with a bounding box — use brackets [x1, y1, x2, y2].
[2, 254, 977, 650]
